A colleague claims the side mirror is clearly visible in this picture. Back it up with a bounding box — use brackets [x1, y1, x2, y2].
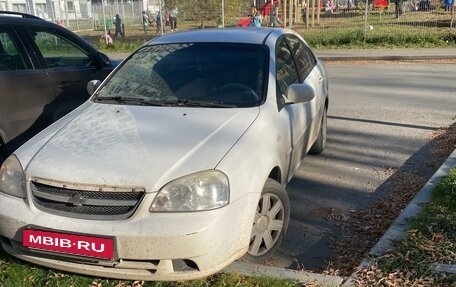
[87, 80, 101, 96]
[284, 83, 315, 105]
[96, 53, 111, 69]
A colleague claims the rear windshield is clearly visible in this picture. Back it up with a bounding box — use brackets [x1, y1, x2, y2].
[93, 43, 268, 108]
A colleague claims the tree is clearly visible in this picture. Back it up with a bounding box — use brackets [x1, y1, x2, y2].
[165, 0, 248, 28]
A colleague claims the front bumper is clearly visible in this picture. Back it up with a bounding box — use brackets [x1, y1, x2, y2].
[0, 190, 258, 281]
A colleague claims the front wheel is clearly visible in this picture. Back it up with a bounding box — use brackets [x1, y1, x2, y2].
[242, 179, 290, 264]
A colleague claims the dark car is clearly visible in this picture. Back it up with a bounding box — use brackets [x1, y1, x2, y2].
[0, 11, 118, 162]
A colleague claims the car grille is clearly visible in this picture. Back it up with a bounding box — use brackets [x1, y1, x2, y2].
[30, 180, 145, 220]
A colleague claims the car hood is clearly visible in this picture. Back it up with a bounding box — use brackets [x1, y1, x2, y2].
[25, 103, 259, 191]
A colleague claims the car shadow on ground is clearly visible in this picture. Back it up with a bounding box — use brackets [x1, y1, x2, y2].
[269, 118, 453, 276]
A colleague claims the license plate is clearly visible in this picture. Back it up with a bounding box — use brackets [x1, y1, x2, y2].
[23, 229, 114, 260]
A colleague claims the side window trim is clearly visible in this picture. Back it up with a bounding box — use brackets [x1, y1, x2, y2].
[14, 25, 49, 69]
[284, 34, 317, 81]
[22, 25, 95, 70]
[275, 35, 300, 111]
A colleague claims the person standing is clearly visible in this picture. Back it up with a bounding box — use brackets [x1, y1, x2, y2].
[113, 14, 124, 39]
[169, 6, 179, 31]
[142, 11, 149, 34]
[156, 10, 162, 34]
[272, 6, 282, 27]
[249, 6, 262, 27]
[395, 0, 403, 17]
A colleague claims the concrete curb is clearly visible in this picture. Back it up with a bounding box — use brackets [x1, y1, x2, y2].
[341, 148, 456, 287]
[223, 261, 344, 286]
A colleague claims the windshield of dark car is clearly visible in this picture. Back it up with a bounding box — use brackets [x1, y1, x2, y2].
[93, 42, 268, 108]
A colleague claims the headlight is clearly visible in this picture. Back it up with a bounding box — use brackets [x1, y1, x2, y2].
[150, 170, 229, 212]
[0, 155, 25, 198]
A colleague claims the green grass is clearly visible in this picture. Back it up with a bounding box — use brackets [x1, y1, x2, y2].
[296, 9, 456, 49]
[356, 168, 456, 285]
[74, 9, 456, 53]
[91, 26, 456, 53]
[97, 39, 147, 53]
[302, 26, 456, 48]
[0, 246, 300, 287]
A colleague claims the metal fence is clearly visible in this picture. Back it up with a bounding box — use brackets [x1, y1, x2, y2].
[297, 0, 456, 33]
[2, 0, 455, 37]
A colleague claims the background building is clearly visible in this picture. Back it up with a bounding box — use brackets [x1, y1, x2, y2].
[0, 0, 92, 21]
[0, 0, 158, 30]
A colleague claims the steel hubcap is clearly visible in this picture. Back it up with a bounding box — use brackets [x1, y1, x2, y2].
[248, 193, 285, 257]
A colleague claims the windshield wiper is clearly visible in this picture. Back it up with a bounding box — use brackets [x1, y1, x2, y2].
[162, 99, 236, 108]
[94, 96, 164, 106]
[94, 97, 236, 108]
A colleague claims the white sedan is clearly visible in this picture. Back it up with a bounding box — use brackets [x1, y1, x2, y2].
[0, 27, 328, 281]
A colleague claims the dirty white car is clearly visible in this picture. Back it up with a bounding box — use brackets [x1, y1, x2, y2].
[0, 28, 328, 281]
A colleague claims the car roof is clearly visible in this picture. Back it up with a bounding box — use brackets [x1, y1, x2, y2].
[0, 11, 48, 24]
[0, 10, 41, 19]
[0, 11, 100, 53]
[149, 27, 282, 45]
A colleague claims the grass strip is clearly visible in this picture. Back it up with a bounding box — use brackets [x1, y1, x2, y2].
[353, 167, 456, 286]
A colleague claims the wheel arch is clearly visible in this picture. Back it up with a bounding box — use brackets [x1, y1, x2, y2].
[268, 166, 282, 185]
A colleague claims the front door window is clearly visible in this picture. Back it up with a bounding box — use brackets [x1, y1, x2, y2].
[26, 28, 93, 68]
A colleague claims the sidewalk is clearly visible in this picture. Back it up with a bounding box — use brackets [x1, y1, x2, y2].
[316, 48, 456, 62]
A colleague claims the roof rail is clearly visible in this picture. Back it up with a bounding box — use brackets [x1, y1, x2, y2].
[0, 11, 42, 20]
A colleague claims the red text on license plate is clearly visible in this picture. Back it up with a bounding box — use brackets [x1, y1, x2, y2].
[23, 229, 114, 260]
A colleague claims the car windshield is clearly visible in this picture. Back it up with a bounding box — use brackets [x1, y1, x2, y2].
[93, 42, 268, 108]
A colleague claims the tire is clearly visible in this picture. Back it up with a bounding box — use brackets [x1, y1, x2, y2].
[242, 179, 290, 264]
[309, 107, 327, 155]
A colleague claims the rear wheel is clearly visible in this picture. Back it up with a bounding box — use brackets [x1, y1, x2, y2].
[309, 107, 327, 155]
[242, 179, 290, 264]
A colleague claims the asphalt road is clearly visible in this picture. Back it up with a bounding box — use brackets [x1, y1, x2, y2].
[271, 61, 456, 271]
